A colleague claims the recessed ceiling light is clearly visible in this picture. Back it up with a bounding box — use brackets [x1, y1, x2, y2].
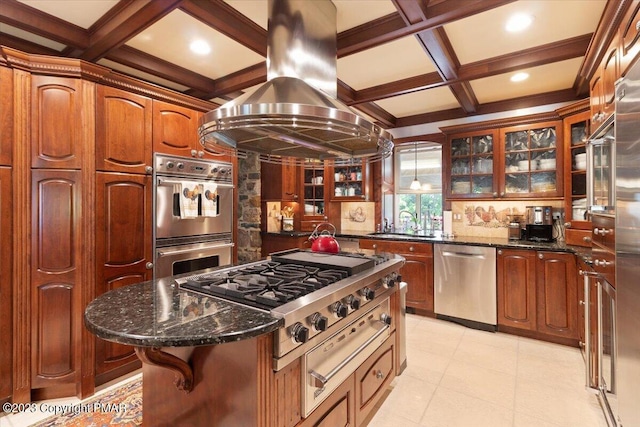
[505, 13, 533, 32]
[190, 40, 211, 55]
[511, 72, 529, 82]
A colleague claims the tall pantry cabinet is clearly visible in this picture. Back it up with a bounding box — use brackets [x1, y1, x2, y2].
[1, 47, 214, 404]
[0, 66, 14, 404]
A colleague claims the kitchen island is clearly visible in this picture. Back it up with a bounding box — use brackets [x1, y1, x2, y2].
[85, 251, 405, 427]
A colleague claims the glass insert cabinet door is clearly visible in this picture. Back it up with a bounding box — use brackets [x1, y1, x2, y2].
[501, 122, 562, 197]
[303, 165, 324, 216]
[448, 131, 495, 197]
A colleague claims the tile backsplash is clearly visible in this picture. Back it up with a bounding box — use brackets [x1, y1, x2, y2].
[450, 200, 564, 238]
[340, 202, 375, 233]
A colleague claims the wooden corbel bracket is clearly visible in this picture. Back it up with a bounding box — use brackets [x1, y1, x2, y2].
[135, 347, 194, 393]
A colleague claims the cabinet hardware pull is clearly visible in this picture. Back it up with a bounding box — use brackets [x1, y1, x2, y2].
[409, 246, 414, 252]
[372, 244, 377, 249]
[145, 166, 153, 174]
[146, 262, 154, 270]
[492, 192, 498, 197]
[375, 370, 384, 379]
[579, 300, 585, 305]
[538, 253, 544, 259]
[564, 222, 572, 228]
[497, 249, 503, 255]
[583, 236, 592, 242]
[500, 192, 505, 197]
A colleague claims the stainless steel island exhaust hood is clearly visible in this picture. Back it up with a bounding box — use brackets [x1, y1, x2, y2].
[198, 0, 393, 164]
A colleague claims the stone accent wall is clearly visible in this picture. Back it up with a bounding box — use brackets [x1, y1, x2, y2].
[237, 152, 262, 262]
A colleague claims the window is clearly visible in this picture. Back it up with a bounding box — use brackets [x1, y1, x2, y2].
[394, 143, 443, 230]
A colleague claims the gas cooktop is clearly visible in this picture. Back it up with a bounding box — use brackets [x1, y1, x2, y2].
[178, 250, 389, 311]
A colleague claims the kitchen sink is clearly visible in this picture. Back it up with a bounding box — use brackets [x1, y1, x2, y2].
[368, 232, 437, 239]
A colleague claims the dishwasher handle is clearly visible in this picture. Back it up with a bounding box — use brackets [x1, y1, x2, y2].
[441, 250, 487, 259]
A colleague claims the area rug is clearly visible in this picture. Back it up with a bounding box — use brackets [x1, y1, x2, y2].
[32, 377, 142, 426]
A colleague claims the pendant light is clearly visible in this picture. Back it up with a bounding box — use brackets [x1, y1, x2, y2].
[410, 142, 422, 190]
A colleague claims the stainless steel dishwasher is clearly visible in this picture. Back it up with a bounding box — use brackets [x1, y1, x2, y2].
[434, 244, 497, 331]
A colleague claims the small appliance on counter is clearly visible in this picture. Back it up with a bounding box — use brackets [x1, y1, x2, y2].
[525, 206, 554, 242]
[508, 214, 524, 240]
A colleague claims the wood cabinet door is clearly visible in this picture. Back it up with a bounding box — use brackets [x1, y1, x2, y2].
[152, 100, 200, 157]
[0, 67, 13, 166]
[445, 129, 498, 199]
[31, 75, 83, 169]
[590, 70, 604, 132]
[95, 172, 152, 377]
[497, 249, 537, 331]
[261, 159, 299, 201]
[30, 169, 82, 389]
[402, 253, 434, 312]
[359, 239, 433, 312]
[620, 0, 640, 77]
[0, 167, 12, 400]
[96, 85, 152, 173]
[536, 252, 578, 339]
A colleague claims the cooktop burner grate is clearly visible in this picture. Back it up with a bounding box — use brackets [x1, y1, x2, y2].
[180, 260, 352, 310]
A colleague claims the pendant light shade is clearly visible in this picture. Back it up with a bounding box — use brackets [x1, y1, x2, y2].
[410, 142, 421, 190]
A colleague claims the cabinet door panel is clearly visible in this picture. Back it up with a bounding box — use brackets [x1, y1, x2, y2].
[0, 67, 13, 166]
[96, 86, 152, 173]
[0, 168, 11, 400]
[152, 100, 199, 157]
[402, 254, 434, 312]
[95, 172, 152, 375]
[536, 252, 578, 339]
[31, 76, 83, 169]
[620, 0, 640, 76]
[497, 249, 536, 330]
[31, 170, 82, 388]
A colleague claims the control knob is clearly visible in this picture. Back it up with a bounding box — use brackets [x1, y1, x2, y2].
[176, 162, 185, 170]
[362, 287, 375, 301]
[332, 302, 348, 318]
[291, 323, 309, 343]
[346, 295, 361, 310]
[212, 167, 218, 174]
[310, 313, 328, 331]
[383, 272, 399, 288]
[166, 161, 175, 169]
[380, 314, 392, 326]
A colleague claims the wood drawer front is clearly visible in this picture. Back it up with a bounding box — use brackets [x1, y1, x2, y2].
[565, 228, 592, 247]
[592, 215, 615, 251]
[359, 239, 433, 255]
[592, 246, 615, 287]
[355, 332, 395, 425]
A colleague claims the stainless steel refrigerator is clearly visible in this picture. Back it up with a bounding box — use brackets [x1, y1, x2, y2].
[615, 56, 640, 427]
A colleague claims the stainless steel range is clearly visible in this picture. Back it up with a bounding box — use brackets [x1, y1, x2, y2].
[175, 248, 405, 416]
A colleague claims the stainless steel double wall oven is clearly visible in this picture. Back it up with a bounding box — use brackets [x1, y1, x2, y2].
[153, 153, 234, 279]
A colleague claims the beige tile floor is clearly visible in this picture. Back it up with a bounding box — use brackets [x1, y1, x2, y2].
[1, 314, 606, 427]
[365, 314, 607, 427]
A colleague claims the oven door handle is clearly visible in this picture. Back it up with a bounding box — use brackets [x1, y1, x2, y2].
[157, 242, 235, 257]
[308, 322, 390, 389]
[157, 178, 234, 188]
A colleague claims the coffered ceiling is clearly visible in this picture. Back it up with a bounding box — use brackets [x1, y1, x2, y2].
[0, 0, 623, 136]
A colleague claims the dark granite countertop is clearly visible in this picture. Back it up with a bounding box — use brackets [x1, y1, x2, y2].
[84, 276, 283, 348]
[262, 230, 592, 263]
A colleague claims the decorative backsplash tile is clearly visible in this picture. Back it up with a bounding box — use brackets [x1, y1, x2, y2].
[340, 202, 375, 233]
[450, 200, 564, 238]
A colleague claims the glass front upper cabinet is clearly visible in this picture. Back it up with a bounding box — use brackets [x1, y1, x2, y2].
[500, 121, 563, 198]
[447, 130, 497, 198]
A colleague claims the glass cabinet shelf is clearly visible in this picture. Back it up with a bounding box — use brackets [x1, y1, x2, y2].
[449, 133, 495, 195]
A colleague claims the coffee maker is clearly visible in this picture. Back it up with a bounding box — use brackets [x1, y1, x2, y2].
[525, 206, 554, 242]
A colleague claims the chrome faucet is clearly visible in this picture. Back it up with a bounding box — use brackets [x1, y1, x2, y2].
[398, 210, 419, 232]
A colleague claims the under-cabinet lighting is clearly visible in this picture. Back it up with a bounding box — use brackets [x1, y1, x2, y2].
[505, 13, 533, 33]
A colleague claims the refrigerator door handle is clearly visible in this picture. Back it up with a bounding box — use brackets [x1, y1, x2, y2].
[583, 273, 592, 389]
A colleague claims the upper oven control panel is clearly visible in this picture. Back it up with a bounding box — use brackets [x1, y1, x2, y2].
[154, 154, 233, 182]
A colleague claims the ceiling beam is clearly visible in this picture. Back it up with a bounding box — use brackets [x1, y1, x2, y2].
[0, 0, 89, 49]
[337, 0, 516, 57]
[106, 45, 218, 94]
[352, 34, 592, 105]
[180, 0, 267, 57]
[395, 88, 581, 127]
[77, 0, 183, 62]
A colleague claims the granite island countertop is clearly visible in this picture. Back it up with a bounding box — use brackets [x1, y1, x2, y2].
[84, 276, 283, 348]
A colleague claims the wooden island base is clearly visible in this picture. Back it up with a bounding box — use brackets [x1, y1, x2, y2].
[138, 330, 399, 427]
